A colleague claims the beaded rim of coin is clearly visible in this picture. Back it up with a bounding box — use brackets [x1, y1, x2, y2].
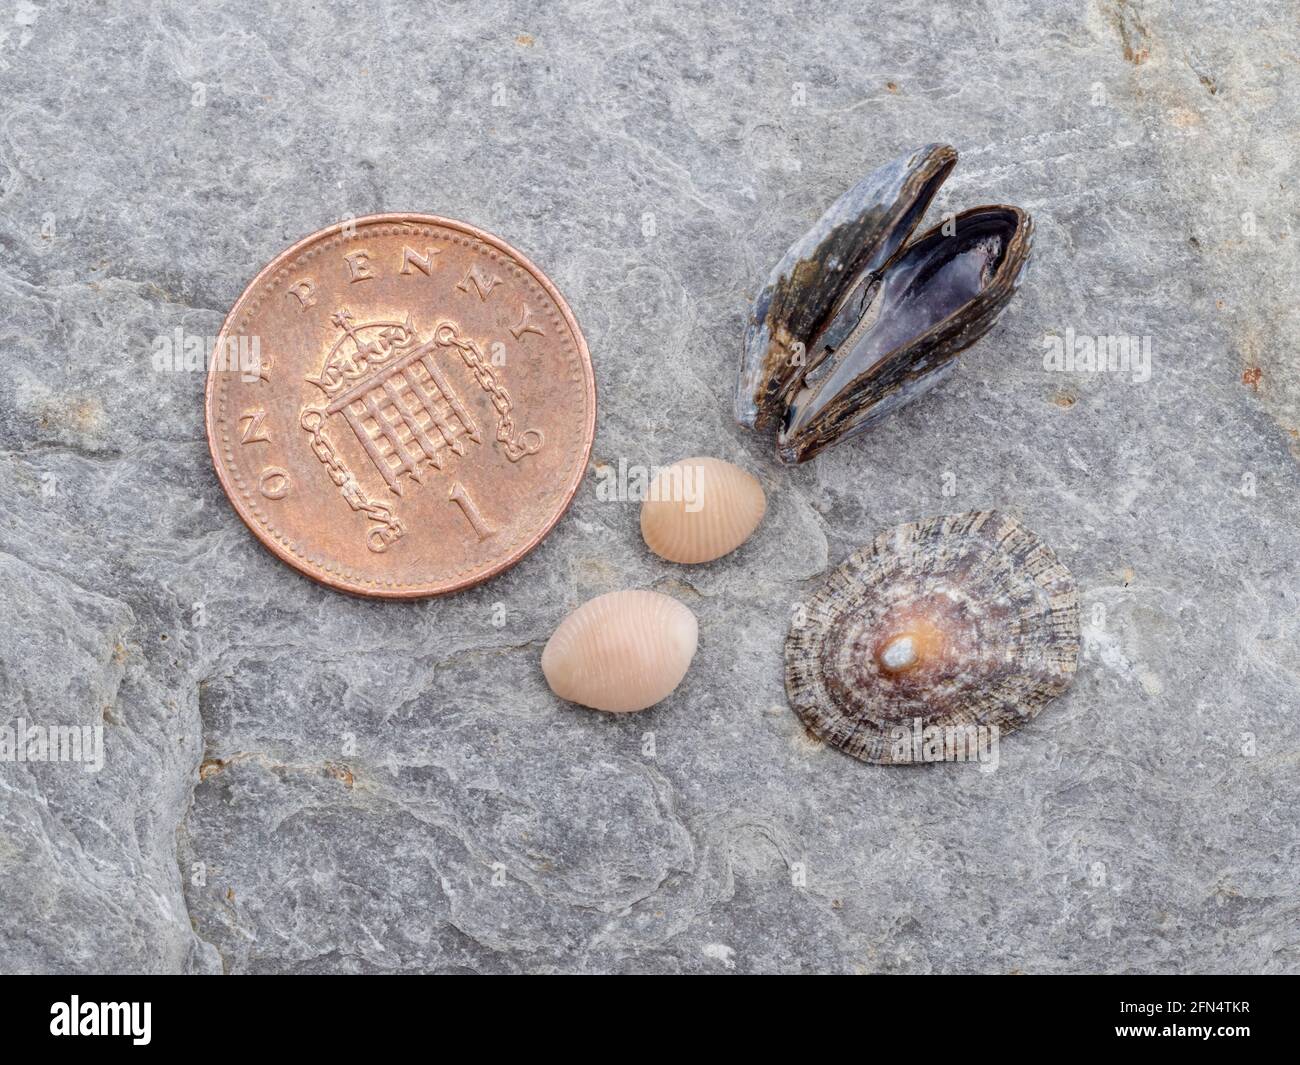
[204, 213, 596, 598]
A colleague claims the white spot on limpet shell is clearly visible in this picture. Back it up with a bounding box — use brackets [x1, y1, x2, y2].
[880, 635, 917, 671]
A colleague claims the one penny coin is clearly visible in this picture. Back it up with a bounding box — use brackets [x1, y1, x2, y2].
[205, 214, 595, 597]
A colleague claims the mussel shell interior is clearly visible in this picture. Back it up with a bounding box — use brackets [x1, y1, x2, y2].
[735, 144, 958, 428]
[779, 205, 1033, 462]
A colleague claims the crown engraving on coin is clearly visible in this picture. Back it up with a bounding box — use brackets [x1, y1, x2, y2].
[299, 308, 545, 553]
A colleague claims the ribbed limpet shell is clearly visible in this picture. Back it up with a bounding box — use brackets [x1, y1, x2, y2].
[640, 457, 766, 564]
[785, 511, 1079, 764]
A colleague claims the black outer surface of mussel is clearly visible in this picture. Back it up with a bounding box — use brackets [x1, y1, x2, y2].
[735, 144, 1034, 464]
[779, 205, 1034, 464]
[735, 144, 957, 429]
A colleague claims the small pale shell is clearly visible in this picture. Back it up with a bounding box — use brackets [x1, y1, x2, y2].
[542, 590, 698, 713]
[640, 457, 766, 564]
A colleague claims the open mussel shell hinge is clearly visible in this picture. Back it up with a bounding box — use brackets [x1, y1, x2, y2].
[735, 144, 1034, 464]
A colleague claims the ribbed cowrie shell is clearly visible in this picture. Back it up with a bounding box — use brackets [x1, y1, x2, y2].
[541, 590, 698, 713]
[640, 457, 766, 564]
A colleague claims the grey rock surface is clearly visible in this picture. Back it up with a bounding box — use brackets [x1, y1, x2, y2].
[0, 0, 1297, 974]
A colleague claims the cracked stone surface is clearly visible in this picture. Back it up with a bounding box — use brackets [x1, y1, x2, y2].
[1, 1, 1297, 974]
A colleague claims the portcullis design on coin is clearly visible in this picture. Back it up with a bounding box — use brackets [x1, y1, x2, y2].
[785, 511, 1079, 764]
[205, 214, 596, 597]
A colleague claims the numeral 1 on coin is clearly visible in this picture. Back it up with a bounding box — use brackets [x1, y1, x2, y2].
[448, 481, 493, 540]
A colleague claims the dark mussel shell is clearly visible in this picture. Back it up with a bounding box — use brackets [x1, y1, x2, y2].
[735, 144, 957, 429]
[735, 145, 1034, 463]
[778, 205, 1033, 463]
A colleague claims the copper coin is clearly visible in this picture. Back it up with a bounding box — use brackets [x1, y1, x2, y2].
[205, 214, 596, 598]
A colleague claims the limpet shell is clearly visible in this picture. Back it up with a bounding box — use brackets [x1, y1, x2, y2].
[542, 589, 699, 713]
[785, 511, 1079, 764]
[640, 457, 766, 564]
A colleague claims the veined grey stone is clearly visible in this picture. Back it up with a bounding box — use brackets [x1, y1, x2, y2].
[0, 0, 1297, 974]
